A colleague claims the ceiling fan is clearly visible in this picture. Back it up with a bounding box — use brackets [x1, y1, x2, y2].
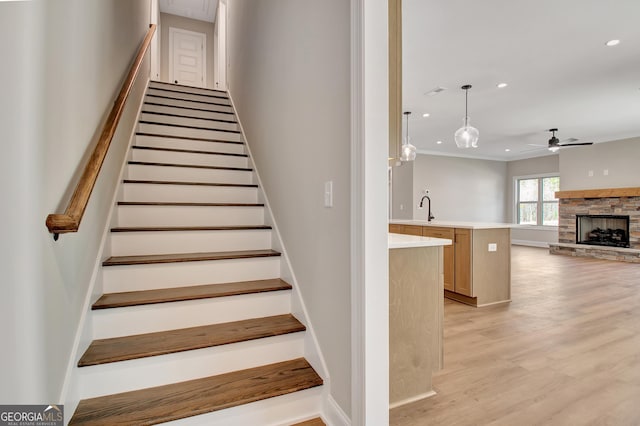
[528, 128, 594, 152]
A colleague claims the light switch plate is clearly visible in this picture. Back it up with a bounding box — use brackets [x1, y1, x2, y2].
[488, 243, 497, 252]
[324, 181, 333, 208]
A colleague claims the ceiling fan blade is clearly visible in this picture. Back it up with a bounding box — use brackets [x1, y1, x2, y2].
[559, 142, 594, 147]
[560, 137, 579, 143]
[527, 143, 547, 147]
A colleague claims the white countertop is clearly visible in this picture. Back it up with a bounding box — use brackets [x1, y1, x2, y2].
[389, 232, 452, 249]
[390, 219, 514, 230]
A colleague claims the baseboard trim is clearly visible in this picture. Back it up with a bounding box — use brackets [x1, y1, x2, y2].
[476, 299, 512, 308]
[323, 394, 351, 426]
[389, 390, 436, 410]
[444, 290, 477, 307]
[511, 239, 551, 248]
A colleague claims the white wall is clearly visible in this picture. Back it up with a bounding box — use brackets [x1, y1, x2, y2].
[411, 154, 507, 222]
[0, 0, 150, 403]
[226, 0, 352, 417]
[560, 136, 640, 190]
[160, 13, 215, 88]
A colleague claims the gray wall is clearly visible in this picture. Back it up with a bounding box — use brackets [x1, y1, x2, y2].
[412, 155, 507, 222]
[226, 0, 352, 416]
[560, 136, 640, 190]
[0, 0, 150, 403]
[160, 12, 215, 88]
[391, 162, 413, 219]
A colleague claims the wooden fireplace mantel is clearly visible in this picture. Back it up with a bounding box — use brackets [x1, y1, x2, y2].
[555, 187, 640, 199]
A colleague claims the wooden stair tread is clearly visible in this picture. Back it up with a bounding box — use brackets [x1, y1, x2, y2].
[117, 201, 264, 207]
[103, 249, 281, 266]
[147, 87, 229, 100]
[69, 358, 323, 425]
[292, 418, 326, 426]
[133, 144, 248, 157]
[123, 179, 258, 188]
[138, 119, 242, 134]
[111, 225, 271, 232]
[128, 160, 252, 171]
[92, 278, 292, 310]
[146, 93, 230, 108]
[136, 131, 240, 142]
[142, 103, 236, 116]
[78, 314, 305, 366]
[150, 80, 228, 95]
[141, 110, 238, 123]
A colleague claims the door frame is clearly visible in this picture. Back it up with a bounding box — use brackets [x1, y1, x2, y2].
[168, 27, 207, 86]
[214, 0, 228, 89]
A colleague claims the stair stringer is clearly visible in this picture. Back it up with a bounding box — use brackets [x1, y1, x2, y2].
[227, 92, 346, 425]
[57, 77, 152, 421]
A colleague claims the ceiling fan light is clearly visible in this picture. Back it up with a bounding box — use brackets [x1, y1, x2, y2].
[548, 146, 560, 153]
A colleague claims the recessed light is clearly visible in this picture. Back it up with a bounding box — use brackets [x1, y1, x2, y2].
[505, 149, 511, 152]
[605, 39, 620, 47]
[497, 83, 508, 88]
[436, 140, 443, 145]
[422, 113, 430, 118]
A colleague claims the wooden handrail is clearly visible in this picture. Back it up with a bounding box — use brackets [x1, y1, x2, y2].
[46, 24, 156, 240]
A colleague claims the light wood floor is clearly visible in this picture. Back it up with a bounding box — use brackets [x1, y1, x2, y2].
[390, 246, 640, 426]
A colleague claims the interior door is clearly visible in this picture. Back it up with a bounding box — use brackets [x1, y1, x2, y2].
[169, 27, 206, 87]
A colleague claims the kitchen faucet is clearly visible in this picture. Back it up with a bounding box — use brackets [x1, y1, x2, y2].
[419, 195, 435, 222]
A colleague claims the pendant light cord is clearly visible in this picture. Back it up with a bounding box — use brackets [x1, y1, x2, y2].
[464, 88, 469, 127]
[403, 111, 411, 146]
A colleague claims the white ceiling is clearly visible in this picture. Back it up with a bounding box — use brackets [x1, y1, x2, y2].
[159, 0, 218, 23]
[403, 0, 640, 161]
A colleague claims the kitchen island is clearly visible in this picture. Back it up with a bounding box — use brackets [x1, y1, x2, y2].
[388, 233, 451, 408]
[390, 220, 512, 307]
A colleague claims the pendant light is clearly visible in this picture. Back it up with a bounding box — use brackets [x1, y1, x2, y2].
[454, 84, 479, 148]
[401, 111, 417, 162]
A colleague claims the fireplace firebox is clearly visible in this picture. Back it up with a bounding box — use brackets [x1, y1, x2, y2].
[576, 215, 630, 248]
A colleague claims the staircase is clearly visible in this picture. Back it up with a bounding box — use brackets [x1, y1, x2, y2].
[69, 81, 324, 425]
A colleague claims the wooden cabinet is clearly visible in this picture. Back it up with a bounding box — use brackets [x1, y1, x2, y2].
[422, 227, 455, 292]
[389, 224, 423, 236]
[390, 223, 511, 307]
[453, 229, 472, 297]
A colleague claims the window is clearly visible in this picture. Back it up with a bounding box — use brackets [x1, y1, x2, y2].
[516, 176, 559, 226]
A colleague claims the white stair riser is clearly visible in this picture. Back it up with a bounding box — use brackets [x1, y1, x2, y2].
[142, 103, 237, 123]
[115, 205, 264, 228]
[165, 387, 323, 426]
[137, 123, 243, 143]
[110, 230, 271, 256]
[149, 82, 227, 97]
[77, 334, 304, 399]
[126, 164, 253, 185]
[102, 257, 281, 292]
[121, 183, 258, 203]
[93, 291, 291, 338]
[135, 135, 245, 155]
[147, 88, 232, 105]
[145, 96, 234, 114]
[131, 149, 248, 168]
[139, 112, 239, 132]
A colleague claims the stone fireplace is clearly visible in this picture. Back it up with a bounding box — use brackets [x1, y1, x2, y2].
[549, 187, 640, 263]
